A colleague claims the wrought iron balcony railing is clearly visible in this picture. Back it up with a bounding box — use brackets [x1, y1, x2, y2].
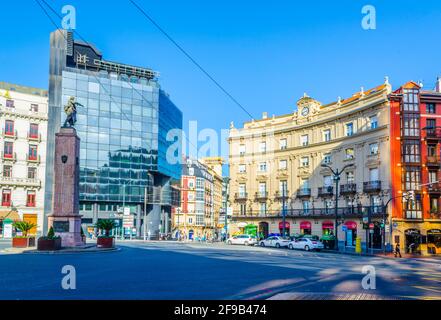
[296, 188, 311, 198]
[318, 186, 334, 197]
[363, 181, 381, 193]
[340, 183, 357, 195]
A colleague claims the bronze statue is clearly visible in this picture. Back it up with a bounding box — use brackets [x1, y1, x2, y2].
[63, 97, 83, 127]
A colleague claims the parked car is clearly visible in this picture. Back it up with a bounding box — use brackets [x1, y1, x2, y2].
[259, 236, 290, 248]
[226, 234, 257, 246]
[288, 237, 324, 251]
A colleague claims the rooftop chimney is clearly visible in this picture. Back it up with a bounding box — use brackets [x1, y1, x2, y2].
[262, 112, 268, 119]
[436, 77, 441, 93]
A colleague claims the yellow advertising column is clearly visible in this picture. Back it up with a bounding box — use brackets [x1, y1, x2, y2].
[355, 237, 362, 254]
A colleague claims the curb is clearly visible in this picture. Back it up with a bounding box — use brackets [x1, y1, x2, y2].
[19, 247, 121, 255]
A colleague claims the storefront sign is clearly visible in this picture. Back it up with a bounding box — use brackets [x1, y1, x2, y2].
[3, 223, 12, 238]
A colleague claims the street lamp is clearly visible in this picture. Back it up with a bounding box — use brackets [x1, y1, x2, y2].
[321, 163, 354, 251]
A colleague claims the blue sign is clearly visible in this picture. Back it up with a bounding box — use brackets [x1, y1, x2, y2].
[342, 225, 348, 232]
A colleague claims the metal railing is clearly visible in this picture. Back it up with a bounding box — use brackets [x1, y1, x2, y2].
[340, 183, 357, 194]
[318, 186, 333, 197]
[297, 188, 311, 197]
[363, 181, 382, 193]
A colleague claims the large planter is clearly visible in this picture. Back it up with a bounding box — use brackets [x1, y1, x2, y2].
[37, 237, 62, 251]
[12, 237, 36, 248]
[97, 237, 114, 248]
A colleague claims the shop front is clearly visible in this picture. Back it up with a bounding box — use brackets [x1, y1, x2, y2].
[300, 221, 312, 235]
[427, 229, 441, 254]
[258, 222, 269, 239]
[405, 229, 421, 254]
[244, 224, 258, 237]
[344, 221, 357, 247]
[322, 221, 334, 236]
[279, 221, 290, 237]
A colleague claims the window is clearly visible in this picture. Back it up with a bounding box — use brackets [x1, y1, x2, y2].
[280, 139, 287, 150]
[426, 103, 436, 114]
[427, 145, 436, 157]
[402, 141, 421, 163]
[403, 166, 421, 191]
[323, 129, 331, 142]
[324, 175, 332, 187]
[188, 168, 194, 176]
[369, 115, 378, 129]
[346, 171, 355, 183]
[402, 89, 419, 112]
[238, 164, 246, 173]
[402, 113, 420, 137]
[26, 191, 36, 207]
[369, 143, 379, 155]
[300, 178, 309, 190]
[258, 162, 267, 172]
[258, 182, 266, 196]
[30, 104, 39, 112]
[323, 153, 331, 164]
[300, 135, 309, 146]
[300, 157, 309, 167]
[345, 148, 355, 159]
[3, 165, 12, 178]
[3, 142, 13, 158]
[238, 184, 246, 197]
[259, 203, 267, 216]
[188, 218, 193, 224]
[427, 119, 436, 132]
[279, 159, 287, 170]
[369, 168, 379, 181]
[4, 120, 14, 136]
[239, 144, 246, 156]
[279, 180, 288, 196]
[196, 191, 204, 201]
[346, 123, 354, 136]
[5, 100, 14, 108]
[196, 215, 204, 225]
[404, 198, 422, 219]
[28, 167, 36, 179]
[28, 145, 38, 160]
[1, 189, 11, 206]
[240, 204, 246, 216]
[196, 178, 204, 189]
[429, 171, 438, 184]
[29, 124, 39, 138]
[259, 142, 266, 153]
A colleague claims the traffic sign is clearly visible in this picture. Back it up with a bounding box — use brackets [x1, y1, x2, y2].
[362, 216, 369, 223]
[369, 223, 375, 230]
[385, 225, 390, 232]
[342, 225, 348, 232]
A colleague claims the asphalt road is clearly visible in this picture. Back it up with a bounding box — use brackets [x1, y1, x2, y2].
[0, 241, 440, 300]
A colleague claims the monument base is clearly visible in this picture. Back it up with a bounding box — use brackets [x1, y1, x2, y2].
[48, 215, 84, 247]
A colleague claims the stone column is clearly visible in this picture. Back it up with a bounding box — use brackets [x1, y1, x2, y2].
[47, 127, 84, 247]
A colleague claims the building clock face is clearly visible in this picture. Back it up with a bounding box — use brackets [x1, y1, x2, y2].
[301, 107, 310, 116]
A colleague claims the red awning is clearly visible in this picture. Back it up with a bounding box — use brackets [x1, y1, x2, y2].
[300, 221, 311, 229]
[322, 221, 334, 229]
[279, 221, 290, 229]
[344, 221, 357, 230]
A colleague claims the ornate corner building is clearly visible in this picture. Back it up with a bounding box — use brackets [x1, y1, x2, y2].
[228, 79, 392, 251]
[0, 82, 48, 237]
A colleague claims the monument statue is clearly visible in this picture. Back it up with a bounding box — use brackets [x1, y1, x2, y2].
[63, 97, 83, 127]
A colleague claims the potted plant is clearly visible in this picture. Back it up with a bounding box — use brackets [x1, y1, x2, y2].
[37, 227, 62, 251]
[12, 221, 37, 248]
[96, 219, 116, 248]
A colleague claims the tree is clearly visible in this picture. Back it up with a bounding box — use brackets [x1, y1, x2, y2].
[12, 221, 37, 237]
[96, 220, 116, 237]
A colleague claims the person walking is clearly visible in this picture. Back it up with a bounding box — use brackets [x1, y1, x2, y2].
[394, 242, 402, 258]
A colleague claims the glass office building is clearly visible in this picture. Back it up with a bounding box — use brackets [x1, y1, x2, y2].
[45, 30, 182, 238]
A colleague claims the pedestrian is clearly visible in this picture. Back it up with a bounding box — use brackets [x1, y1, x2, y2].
[394, 242, 402, 258]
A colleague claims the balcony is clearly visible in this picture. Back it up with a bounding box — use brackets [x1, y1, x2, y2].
[234, 193, 248, 202]
[318, 186, 334, 197]
[427, 182, 441, 194]
[296, 188, 311, 198]
[424, 128, 441, 141]
[1, 152, 16, 162]
[0, 177, 41, 188]
[340, 183, 357, 195]
[254, 191, 268, 201]
[274, 190, 289, 201]
[426, 155, 441, 167]
[363, 181, 381, 193]
[27, 154, 41, 164]
[1, 129, 17, 139]
[27, 132, 41, 142]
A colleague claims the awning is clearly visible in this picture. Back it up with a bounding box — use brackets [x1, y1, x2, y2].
[237, 222, 248, 228]
[279, 221, 290, 229]
[300, 221, 311, 229]
[0, 210, 20, 221]
[344, 221, 357, 230]
[322, 221, 334, 229]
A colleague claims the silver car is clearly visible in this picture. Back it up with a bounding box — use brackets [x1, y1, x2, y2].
[226, 234, 257, 246]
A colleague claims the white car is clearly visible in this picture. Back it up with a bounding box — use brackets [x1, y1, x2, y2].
[259, 236, 290, 248]
[226, 234, 257, 246]
[288, 238, 324, 251]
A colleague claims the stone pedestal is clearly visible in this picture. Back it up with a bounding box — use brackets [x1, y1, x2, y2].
[48, 127, 84, 247]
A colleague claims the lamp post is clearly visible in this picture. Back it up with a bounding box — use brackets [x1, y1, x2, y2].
[321, 163, 354, 251]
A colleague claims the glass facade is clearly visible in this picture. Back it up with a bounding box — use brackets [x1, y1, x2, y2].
[60, 69, 181, 205]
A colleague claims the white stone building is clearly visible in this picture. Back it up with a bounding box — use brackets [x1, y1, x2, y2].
[0, 82, 48, 237]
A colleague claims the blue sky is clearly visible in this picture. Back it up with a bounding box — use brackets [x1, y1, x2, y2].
[1, 0, 441, 161]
